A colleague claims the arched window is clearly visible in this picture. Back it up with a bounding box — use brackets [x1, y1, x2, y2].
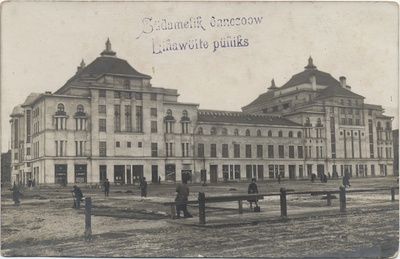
[245, 129, 250, 136]
[77, 105, 84, 113]
[222, 128, 227, 135]
[182, 110, 188, 117]
[355, 100, 359, 106]
[297, 131, 302, 138]
[210, 127, 216, 135]
[198, 127, 203, 135]
[268, 130, 272, 137]
[57, 103, 65, 112]
[377, 121, 381, 128]
[306, 117, 310, 124]
[167, 109, 172, 116]
[317, 118, 321, 126]
[340, 99, 344, 105]
[278, 131, 283, 137]
[124, 80, 130, 90]
[348, 99, 352, 106]
[288, 131, 293, 138]
[257, 130, 261, 137]
[234, 129, 239, 136]
[386, 122, 391, 130]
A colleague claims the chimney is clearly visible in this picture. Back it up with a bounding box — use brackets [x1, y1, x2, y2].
[340, 76, 346, 88]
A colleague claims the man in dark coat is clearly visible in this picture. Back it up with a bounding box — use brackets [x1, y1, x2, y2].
[247, 178, 259, 209]
[103, 178, 110, 197]
[138, 177, 148, 197]
[72, 185, 83, 209]
[11, 183, 23, 206]
[175, 178, 192, 218]
[343, 171, 351, 188]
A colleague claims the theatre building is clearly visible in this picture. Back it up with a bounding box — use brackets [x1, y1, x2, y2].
[9, 40, 395, 186]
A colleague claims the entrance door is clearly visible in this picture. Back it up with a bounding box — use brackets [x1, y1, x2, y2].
[126, 165, 132, 184]
[152, 165, 158, 183]
[210, 165, 218, 183]
[55, 164, 67, 186]
[181, 170, 192, 183]
[99, 165, 107, 184]
[317, 164, 325, 178]
[257, 165, 264, 180]
[133, 165, 144, 182]
[289, 165, 295, 180]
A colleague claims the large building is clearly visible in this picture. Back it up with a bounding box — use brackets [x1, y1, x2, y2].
[9, 40, 395, 186]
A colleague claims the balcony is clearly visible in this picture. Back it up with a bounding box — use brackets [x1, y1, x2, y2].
[55, 111, 66, 116]
[304, 123, 313, 127]
[315, 123, 324, 128]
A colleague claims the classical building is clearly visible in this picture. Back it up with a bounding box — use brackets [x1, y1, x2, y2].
[9, 40, 395, 186]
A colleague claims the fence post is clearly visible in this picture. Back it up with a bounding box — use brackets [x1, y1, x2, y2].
[391, 187, 396, 201]
[327, 193, 332, 206]
[198, 192, 206, 225]
[238, 200, 243, 214]
[84, 197, 92, 238]
[339, 187, 346, 212]
[280, 188, 287, 217]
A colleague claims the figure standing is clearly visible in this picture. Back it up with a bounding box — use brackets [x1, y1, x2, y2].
[138, 177, 148, 197]
[343, 171, 351, 188]
[158, 176, 161, 185]
[72, 185, 84, 209]
[247, 178, 259, 209]
[28, 179, 32, 188]
[278, 174, 281, 184]
[11, 183, 23, 206]
[175, 178, 192, 218]
[103, 178, 110, 197]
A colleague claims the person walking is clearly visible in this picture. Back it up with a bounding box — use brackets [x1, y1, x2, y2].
[71, 185, 84, 209]
[11, 183, 23, 206]
[247, 178, 259, 209]
[138, 177, 148, 197]
[343, 171, 351, 188]
[158, 176, 161, 185]
[175, 178, 192, 218]
[103, 178, 110, 197]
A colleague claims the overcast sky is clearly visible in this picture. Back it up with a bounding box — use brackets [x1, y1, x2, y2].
[1, 1, 398, 152]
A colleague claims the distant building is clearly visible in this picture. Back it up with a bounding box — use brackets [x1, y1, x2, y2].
[1, 150, 11, 187]
[9, 40, 395, 186]
[393, 129, 399, 176]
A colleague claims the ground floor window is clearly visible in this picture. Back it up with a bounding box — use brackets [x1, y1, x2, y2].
[99, 165, 107, 184]
[55, 164, 67, 186]
[74, 164, 87, 183]
[268, 165, 274, 178]
[279, 165, 285, 178]
[165, 164, 176, 181]
[299, 165, 303, 178]
[114, 165, 125, 184]
[234, 165, 241, 179]
[152, 165, 159, 183]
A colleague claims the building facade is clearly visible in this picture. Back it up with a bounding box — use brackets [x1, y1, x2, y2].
[9, 41, 395, 186]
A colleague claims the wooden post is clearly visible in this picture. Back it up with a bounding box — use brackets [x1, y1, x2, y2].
[238, 200, 243, 214]
[198, 192, 206, 225]
[391, 187, 396, 201]
[280, 188, 287, 217]
[170, 205, 176, 219]
[84, 197, 92, 237]
[339, 186, 346, 212]
[327, 193, 332, 206]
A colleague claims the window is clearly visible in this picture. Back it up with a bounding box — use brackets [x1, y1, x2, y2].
[198, 143, 204, 157]
[114, 105, 121, 132]
[75, 141, 84, 157]
[26, 147, 31, 156]
[182, 110, 188, 117]
[222, 144, 229, 158]
[182, 143, 189, 157]
[341, 118, 346, 125]
[165, 143, 173, 157]
[268, 131, 272, 137]
[124, 80, 130, 90]
[26, 110, 31, 143]
[151, 143, 158, 157]
[278, 145, 284, 158]
[57, 103, 65, 112]
[138, 142, 142, 148]
[125, 105, 132, 132]
[340, 108, 345, 114]
[298, 146, 303, 158]
[355, 109, 359, 115]
[99, 90, 106, 97]
[268, 145, 274, 158]
[150, 93, 157, 101]
[116, 141, 120, 147]
[288, 131, 293, 138]
[289, 146, 294, 158]
[198, 127, 203, 134]
[99, 105, 106, 113]
[355, 119, 360, 125]
[348, 108, 352, 114]
[135, 93, 142, 100]
[222, 128, 227, 135]
[257, 130, 261, 137]
[167, 109, 172, 116]
[151, 121, 157, 133]
[211, 144, 217, 158]
[368, 109, 372, 116]
[151, 108, 157, 116]
[210, 127, 216, 135]
[99, 119, 106, 132]
[124, 91, 131, 99]
[245, 129, 250, 136]
[114, 91, 121, 99]
[234, 144, 240, 158]
[127, 142, 131, 148]
[348, 118, 353, 125]
[234, 129, 239, 135]
[257, 145, 263, 158]
[245, 144, 252, 158]
[278, 131, 283, 137]
[77, 105, 84, 113]
[297, 131, 302, 138]
[99, 141, 107, 157]
[136, 106, 143, 132]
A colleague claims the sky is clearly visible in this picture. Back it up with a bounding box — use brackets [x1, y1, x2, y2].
[1, 1, 398, 152]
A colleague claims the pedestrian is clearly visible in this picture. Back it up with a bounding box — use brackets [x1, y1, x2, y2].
[71, 185, 84, 209]
[11, 183, 23, 206]
[138, 177, 147, 197]
[28, 179, 33, 188]
[343, 171, 351, 188]
[322, 173, 328, 183]
[175, 178, 192, 218]
[103, 178, 110, 197]
[158, 176, 161, 185]
[32, 178, 36, 188]
[247, 178, 258, 209]
[311, 173, 316, 182]
[278, 174, 281, 184]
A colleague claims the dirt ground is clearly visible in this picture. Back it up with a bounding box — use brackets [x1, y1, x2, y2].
[1, 176, 399, 258]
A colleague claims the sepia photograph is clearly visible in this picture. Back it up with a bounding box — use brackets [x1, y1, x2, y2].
[1, 1, 399, 257]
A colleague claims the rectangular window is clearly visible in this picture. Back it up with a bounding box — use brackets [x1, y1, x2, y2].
[198, 143, 204, 158]
[257, 145, 263, 158]
[245, 144, 252, 158]
[211, 144, 217, 158]
[150, 93, 157, 101]
[289, 146, 295, 158]
[222, 144, 229, 158]
[151, 121, 157, 133]
[298, 146, 303, 158]
[166, 143, 173, 157]
[99, 119, 106, 132]
[181, 122, 189, 134]
[150, 108, 157, 116]
[114, 105, 120, 132]
[26, 110, 31, 143]
[125, 105, 132, 132]
[99, 141, 106, 157]
[278, 145, 284, 158]
[151, 143, 158, 157]
[355, 109, 359, 115]
[138, 142, 142, 148]
[355, 119, 360, 125]
[99, 105, 106, 113]
[348, 108, 353, 114]
[135, 93, 142, 100]
[341, 118, 346, 125]
[348, 118, 353, 125]
[368, 109, 372, 115]
[99, 90, 106, 97]
[182, 143, 189, 157]
[234, 144, 240, 158]
[268, 145, 274, 158]
[26, 147, 31, 156]
[124, 92, 131, 99]
[127, 142, 131, 148]
[114, 91, 121, 99]
[136, 106, 143, 132]
[116, 141, 120, 147]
